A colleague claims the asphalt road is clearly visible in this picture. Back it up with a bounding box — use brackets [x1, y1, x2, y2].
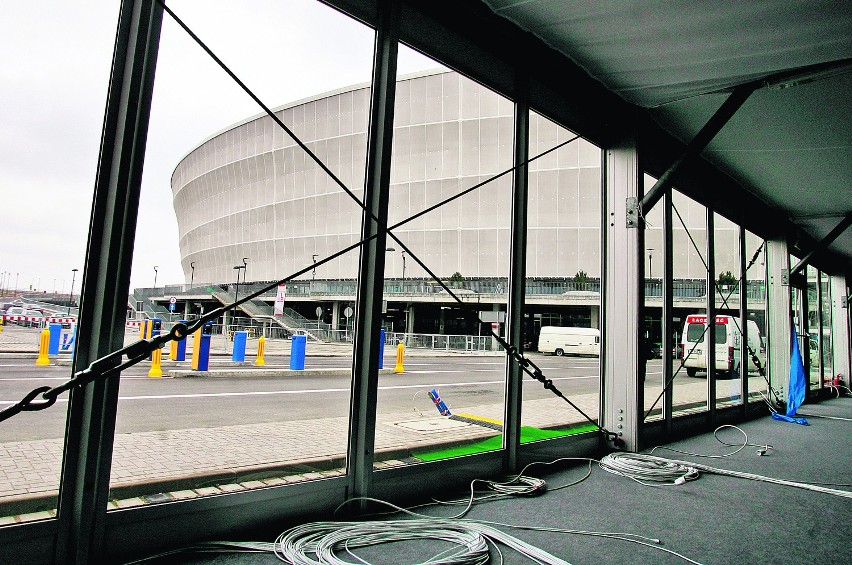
[0, 354, 617, 442]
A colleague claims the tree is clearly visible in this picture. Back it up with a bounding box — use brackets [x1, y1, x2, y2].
[448, 272, 465, 287]
[717, 271, 737, 286]
[573, 270, 589, 284]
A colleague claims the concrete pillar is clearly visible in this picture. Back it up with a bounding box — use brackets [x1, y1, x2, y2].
[590, 305, 600, 329]
[331, 301, 340, 331]
[405, 303, 414, 334]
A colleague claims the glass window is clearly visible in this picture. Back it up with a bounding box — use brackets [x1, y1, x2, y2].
[377, 48, 515, 466]
[670, 190, 709, 414]
[524, 111, 601, 438]
[110, 0, 378, 509]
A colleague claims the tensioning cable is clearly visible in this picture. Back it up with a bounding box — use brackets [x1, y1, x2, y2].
[3, 2, 617, 446]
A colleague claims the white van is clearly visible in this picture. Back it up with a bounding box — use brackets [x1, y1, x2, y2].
[538, 326, 600, 356]
[679, 314, 765, 377]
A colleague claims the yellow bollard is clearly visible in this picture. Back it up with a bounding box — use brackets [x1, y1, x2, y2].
[0, 317, 4, 333]
[168, 339, 178, 361]
[139, 320, 147, 340]
[394, 342, 405, 374]
[35, 329, 51, 366]
[149, 348, 163, 377]
[254, 336, 266, 366]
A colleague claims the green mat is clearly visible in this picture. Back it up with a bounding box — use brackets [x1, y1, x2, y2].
[412, 424, 598, 462]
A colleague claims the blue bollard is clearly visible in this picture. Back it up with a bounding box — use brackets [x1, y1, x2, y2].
[378, 329, 385, 369]
[192, 322, 213, 371]
[176, 320, 188, 361]
[290, 335, 306, 370]
[232, 331, 248, 362]
[48, 323, 62, 355]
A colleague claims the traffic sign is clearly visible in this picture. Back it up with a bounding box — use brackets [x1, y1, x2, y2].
[169, 296, 177, 304]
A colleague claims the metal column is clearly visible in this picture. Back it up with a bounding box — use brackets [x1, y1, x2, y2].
[766, 240, 791, 397]
[738, 225, 748, 412]
[503, 82, 529, 471]
[602, 124, 642, 451]
[706, 211, 717, 420]
[55, 1, 163, 563]
[346, 0, 398, 503]
[662, 189, 674, 429]
[831, 275, 851, 383]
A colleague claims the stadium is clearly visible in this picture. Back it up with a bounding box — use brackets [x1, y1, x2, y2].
[170, 69, 723, 337]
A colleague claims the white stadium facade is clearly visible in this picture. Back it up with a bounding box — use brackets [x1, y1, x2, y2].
[170, 68, 725, 337]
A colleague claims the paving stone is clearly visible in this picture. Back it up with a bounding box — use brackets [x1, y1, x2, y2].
[193, 487, 222, 496]
[113, 497, 146, 509]
[17, 511, 53, 523]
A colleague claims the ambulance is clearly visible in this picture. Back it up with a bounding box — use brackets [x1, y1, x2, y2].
[538, 326, 600, 356]
[679, 314, 765, 377]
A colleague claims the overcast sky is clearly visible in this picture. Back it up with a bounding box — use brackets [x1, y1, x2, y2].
[1, 0, 436, 294]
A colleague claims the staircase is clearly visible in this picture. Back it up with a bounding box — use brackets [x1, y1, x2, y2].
[128, 293, 171, 320]
[211, 290, 323, 341]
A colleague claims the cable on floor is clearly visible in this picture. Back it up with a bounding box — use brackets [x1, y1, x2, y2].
[601, 452, 852, 498]
[650, 425, 773, 458]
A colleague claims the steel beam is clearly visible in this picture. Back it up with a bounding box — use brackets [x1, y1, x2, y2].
[640, 85, 757, 213]
[503, 77, 529, 472]
[346, 0, 398, 505]
[790, 212, 852, 276]
[55, 1, 164, 563]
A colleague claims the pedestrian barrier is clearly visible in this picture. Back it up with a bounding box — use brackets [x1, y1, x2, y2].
[48, 323, 61, 355]
[290, 335, 306, 370]
[148, 348, 163, 377]
[394, 342, 405, 374]
[378, 329, 386, 369]
[35, 329, 51, 366]
[192, 322, 213, 371]
[255, 336, 266, 366]
[232, 331, 247, 362]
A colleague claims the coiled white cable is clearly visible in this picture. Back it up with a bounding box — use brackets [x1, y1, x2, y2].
[599, 452, 700, 486]
[273, 518, 569, 565]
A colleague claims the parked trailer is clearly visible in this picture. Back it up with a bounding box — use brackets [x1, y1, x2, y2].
[538, 326, 600, 356]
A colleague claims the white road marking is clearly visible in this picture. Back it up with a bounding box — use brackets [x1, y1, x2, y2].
[0, 375, 598, 404]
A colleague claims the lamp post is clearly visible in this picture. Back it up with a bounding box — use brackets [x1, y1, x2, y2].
[312, 254, 318, 281]
[401, 250, 407, 282]
[153, 265, 158, 289]
[647, 249, 654, 279]
[68, 268, 78, 314]
[385, 247, 396, 284]
[190, 261, 195, 286]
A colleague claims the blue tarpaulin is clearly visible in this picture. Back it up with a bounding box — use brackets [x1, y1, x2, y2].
[772, 326, 809, 425]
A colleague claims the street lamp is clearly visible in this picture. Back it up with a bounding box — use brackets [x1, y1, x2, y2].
[68, 268, 78, 314]
[153, 265, 158, 289]
[190, 261, 195, 286]
[312, 254, 318, 281]
[401, 250, 407, 282]
[647, 249, 654, 279]
[233, 264, 245, 304]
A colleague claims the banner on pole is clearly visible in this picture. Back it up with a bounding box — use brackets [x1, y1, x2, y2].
[274, 284, 286, 316]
